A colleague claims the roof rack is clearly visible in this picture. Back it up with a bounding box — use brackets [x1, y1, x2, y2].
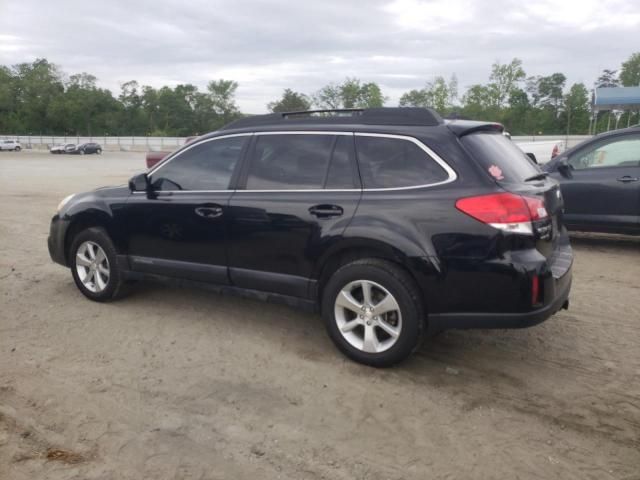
[221, 107, 443, 130]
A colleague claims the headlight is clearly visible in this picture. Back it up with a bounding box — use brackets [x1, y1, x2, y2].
[57, 194, 75, 212]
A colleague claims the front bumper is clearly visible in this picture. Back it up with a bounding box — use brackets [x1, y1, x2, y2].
[48, 214, 70, 266]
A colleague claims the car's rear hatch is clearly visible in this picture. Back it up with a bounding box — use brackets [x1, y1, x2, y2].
[459, 130, 570, 269]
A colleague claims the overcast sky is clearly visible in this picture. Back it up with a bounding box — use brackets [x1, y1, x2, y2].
[1, 0, 638, 112]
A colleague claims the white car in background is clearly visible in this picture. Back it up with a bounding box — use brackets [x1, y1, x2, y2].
[0, 140, 22, 151]
[513, 138, 565, 164]
[50, 143, 76, 154]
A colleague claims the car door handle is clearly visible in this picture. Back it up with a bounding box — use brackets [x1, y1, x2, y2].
[195, 206, 223, 219]
[617, 175, 639, 183]
[308, 204, 344, 218]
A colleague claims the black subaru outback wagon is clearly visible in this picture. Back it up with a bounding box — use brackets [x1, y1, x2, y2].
[48, 108, 572, 366]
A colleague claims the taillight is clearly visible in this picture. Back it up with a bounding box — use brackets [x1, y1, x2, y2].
[455, 192, 548, 235]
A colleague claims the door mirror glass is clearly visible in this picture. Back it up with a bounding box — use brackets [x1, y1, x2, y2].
[129, 173, 150, 192]
[557, 159, 572, 179]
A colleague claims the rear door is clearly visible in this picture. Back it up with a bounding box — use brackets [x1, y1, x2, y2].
[552, 133, 640, 233]
[227, 132, 361, 298]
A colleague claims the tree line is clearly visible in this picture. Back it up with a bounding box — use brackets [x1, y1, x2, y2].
[1, 53, 638, 137]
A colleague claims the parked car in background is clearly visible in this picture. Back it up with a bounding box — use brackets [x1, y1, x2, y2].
[543, 126, 640, 235]
[50, 143, 76, 154]
[0, 140, 22, 151]
[145, 136, 198, 168]
[513, 139, 565, 164]
[49, 108, 572, 367]
[70, 143, 102, 155]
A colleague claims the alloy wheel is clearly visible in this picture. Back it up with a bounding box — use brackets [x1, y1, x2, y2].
[75, 241, 110, 293]
[334, 280, 402, 353]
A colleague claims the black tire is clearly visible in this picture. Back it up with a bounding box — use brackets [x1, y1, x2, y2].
[14, 146, 21, 152]
[79, 149, 85, 155]
[321, 258, 425, 367]
[69, 227, 127, 302]
[96, 148, 102, 155]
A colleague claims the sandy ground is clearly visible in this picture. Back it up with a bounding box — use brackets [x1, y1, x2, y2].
[0, 151, 639, 480]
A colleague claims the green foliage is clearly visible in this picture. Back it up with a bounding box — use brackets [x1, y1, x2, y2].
[0, 59, 242, 135]
[313, 78, 387, 109]
[267, 89, 311, 112]
[399, 75, 457, 113]
[620, 52, 640, 87]
[2, 53, 640, 137]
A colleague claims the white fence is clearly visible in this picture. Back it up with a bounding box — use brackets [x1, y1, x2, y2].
[0, 135, 186, 152]
[0, 134, 594, 152]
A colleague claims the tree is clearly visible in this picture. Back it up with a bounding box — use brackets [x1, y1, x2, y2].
[207, 79, 241, 127]
[562, 83, 590, 134]
[487, 58, 526, 108]
[595, 69, 619, 88]
[398, 75, 457, 113]
[620, 52, 640, 86]
[313, 78, 386, 109]
[267, 88, 311, 112]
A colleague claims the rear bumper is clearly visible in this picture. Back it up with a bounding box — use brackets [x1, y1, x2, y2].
[429, 256, 572, 330]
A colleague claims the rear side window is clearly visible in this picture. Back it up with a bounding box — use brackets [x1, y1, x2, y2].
[355, 135, 449, 189]
[151, 136, 246, 191]
[246, 134, 354, 190]
[462, 133, 540, 183]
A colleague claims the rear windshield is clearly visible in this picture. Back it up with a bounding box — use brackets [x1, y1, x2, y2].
[462, 132, 540, 183]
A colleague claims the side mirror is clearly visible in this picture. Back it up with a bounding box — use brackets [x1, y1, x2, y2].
[129, 173, 151, 192]
[557, 159, 573, 179]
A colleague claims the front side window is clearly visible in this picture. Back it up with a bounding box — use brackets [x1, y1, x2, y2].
[355, 135, 449, 189]
[569, 135, 640, 170]
[151, 136, 246, 191]
[246, 134, 336, 190]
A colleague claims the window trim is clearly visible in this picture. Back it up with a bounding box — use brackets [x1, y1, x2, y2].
[143, 132, 253, 193]
[568, 133, 640, 171]
[141, 131, 457, 194]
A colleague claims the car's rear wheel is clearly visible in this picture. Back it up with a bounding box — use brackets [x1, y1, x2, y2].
[70, 227, 126, 302]
[322, 258, 425, 367]
[96, 148, 102, 154]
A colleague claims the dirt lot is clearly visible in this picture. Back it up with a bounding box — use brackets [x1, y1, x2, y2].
[1, 151, 639, 479]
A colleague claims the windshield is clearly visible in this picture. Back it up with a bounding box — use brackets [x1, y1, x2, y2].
[462, 132, 541, 183]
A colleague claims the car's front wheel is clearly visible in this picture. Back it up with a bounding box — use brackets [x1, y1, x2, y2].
[14, 146, 21, 152]
[322, 258, 425, 367]
[96, 148, 102, 154]
[70, 227, 126, 302]
[79, 149, 85, 155]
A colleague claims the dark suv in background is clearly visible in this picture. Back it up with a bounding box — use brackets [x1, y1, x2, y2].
[48, 108, 573, 366]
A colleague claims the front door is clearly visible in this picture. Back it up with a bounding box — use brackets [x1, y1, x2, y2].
[552, 133, 640, 233]
[227, 132, 362, 298]
[124, 134, 250, 283]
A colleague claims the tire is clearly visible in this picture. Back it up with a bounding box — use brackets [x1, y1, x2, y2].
[96, 148, 102, 155]
[80, 149, 85, 155]
[14, 146, 21, 152]
[69, 227, 127, 302]
[321, 258, 425, 367]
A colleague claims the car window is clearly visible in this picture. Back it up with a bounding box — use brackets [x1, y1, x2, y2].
[569, 135, 640, 169]
[151, 136, 247, 191]
[461, 132, 540, 184]
[246, 134, 334, 190]
[325, 136, 357, 189]
[355, 135, 449, 188]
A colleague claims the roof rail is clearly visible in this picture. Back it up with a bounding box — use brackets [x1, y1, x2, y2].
[221, 107, 443, 130]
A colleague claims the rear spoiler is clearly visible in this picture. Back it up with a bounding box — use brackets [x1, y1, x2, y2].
[445, 120, 504, 137]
